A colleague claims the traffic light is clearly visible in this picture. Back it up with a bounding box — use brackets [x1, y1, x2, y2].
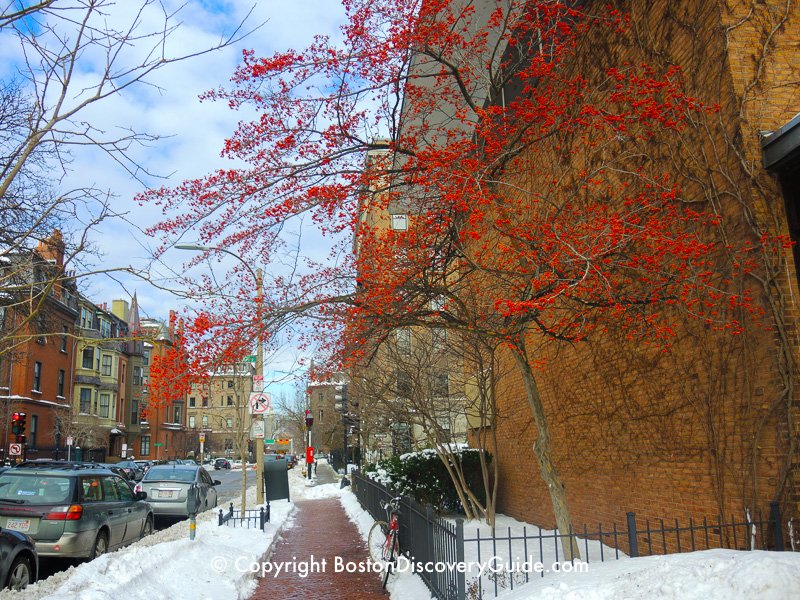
[10, 412, 21, 435]
[305, 409, 314, 428]
[18, 412, 26, 436]
[334, 384, 347, 413]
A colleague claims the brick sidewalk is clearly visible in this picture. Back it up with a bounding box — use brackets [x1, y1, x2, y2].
[249, 498, 387, 600]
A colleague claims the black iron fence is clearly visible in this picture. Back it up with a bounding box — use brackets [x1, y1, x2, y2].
[351, 471, 791, 600]
[217, 502, 270, 531]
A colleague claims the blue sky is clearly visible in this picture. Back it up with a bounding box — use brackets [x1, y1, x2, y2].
[1, 0, 349, 394]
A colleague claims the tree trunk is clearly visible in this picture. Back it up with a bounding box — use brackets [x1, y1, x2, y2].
[511, 347, 580, 561]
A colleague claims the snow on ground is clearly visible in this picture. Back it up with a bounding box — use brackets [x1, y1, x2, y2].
[496, 548, 800, 600]
[1, 468, 313, 600]
[338, 490, 800, 600]
[5, 463, 798, 600]
[456, 512, 628, 597]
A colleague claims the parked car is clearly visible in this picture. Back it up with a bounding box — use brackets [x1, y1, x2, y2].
[213, 458, 231, 470]
[95, 464, 136, 488]
[135, 465, 219, 518]
[0, 528, 37, 590]
[114, 460, 144, 481]
[133, 460, 155, 476]
[182, 459, 197, 466]
[0, 462, 153, 560]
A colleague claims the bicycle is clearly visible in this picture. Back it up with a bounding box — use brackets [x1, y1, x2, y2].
[367, 496, 402, 589]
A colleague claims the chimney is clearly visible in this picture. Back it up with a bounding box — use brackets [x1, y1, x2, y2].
[36, 229, 65, 266]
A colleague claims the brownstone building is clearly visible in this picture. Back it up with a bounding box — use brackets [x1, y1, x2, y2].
[0, 231, 77, 462]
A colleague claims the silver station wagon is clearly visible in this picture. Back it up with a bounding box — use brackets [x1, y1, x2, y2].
[0, 462, 153, 559]
[136, 465, 220, 518]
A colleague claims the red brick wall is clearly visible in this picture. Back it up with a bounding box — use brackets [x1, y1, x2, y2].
[470, 0, 800, 548]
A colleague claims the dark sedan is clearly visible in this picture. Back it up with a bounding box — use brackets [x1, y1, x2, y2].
[0, 529, 37, 590]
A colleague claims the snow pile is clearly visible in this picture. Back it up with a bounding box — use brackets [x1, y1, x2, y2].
[2, 470, 309, 600]
[499, 548, 800, 600]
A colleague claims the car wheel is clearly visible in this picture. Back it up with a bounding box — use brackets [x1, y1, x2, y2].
[6, 555, 32, 591]
[142, 516, 153, 538]
[89, 531, 109, 560]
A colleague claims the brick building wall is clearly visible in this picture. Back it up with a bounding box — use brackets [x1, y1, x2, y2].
[471, 0, 800, 547]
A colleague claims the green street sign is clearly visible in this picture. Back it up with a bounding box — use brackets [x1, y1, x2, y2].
[242, 355, 257, 363]
[154, 443, 164, 447]
[265, 439, 275, 444]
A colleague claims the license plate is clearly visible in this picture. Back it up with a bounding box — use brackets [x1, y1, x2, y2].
[6, 518, 31, 532]
[157, 490, 174, 499]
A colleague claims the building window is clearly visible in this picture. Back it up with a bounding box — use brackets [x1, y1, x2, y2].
[140, 436, 150, 456]
[227, 396, 233, 406]
[224, 438, 233, 450]
[202, 415, 209, 428]
[396, 371, 412, 398]
[173, 403, 183, 424]
[80, 307, 93, 329]
[133, 366, 142, 386]
[396, 329, 411, 356]
[82, 347, 94, 369]
[131, 399, 138, 424]
[80, 388, 92, 413]
[99, 393, 111, 418]
[29, 415, 37, 448]
[33, 361, 42, 391]
[189, 415, 196, 428]
[57, 369, 65, 397]
[227, 380, 233, 388]
[143, 349, 150, 366]
[61, 326, 68, 352]
[432, 373, 449, 397]
[189, 397, 196, 408]
[202, 397, 208, 407]
[432, 328, 446, 351]
[226, 418, 233, 429]
[99, 318, 111, 338]
[101, 355, 112, 376]
[121, 364, 126, 384]
[319, 409, 324, 421]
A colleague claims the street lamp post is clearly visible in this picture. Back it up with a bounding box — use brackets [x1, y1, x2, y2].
[175, 243, 267, 506]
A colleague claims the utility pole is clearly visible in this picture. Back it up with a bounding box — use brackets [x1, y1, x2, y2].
[255, 268, 265, 505]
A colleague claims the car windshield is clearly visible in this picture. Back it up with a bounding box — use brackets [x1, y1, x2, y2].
[143, 468, 196, 482]
[117, 462, 135, 468]
[0, 474, 73, 504]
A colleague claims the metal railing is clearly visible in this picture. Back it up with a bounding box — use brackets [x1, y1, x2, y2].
[217, 502, 270, 531]
[352, 471, 789, 600]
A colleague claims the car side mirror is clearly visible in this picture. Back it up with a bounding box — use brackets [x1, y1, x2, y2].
[213, 480, 221, 486]
[135, 491, 147, 500]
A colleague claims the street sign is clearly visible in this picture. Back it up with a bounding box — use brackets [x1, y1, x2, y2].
[8, 444, 21, 456]
[66, 436, 74, 446]
[242, 355, 257, 363]
[265, 439, 275, 444]
[199, 433, 206, 443]
[249, 392, 270, 415]
[154, 443, 164, 447]
[251, 420, 265, 439]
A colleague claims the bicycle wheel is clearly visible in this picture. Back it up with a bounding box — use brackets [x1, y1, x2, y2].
[382, 532, 400, 589]
[367, 520, 390, 564]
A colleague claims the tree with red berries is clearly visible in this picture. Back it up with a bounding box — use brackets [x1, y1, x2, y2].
[146, 1, 785, 558]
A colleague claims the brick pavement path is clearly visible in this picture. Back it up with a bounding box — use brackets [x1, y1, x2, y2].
[249, 498, 387, 600]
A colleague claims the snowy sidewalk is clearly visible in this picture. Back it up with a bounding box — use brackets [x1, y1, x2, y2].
[249, 498, 387, 600]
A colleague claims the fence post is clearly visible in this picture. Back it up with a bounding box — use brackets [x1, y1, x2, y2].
[260, 507, 265, 531]
[218, 508, 223, 526]
[770, 502, 785, 551]
[626, 512, 639, 557]
[456, 518, 466, 600]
